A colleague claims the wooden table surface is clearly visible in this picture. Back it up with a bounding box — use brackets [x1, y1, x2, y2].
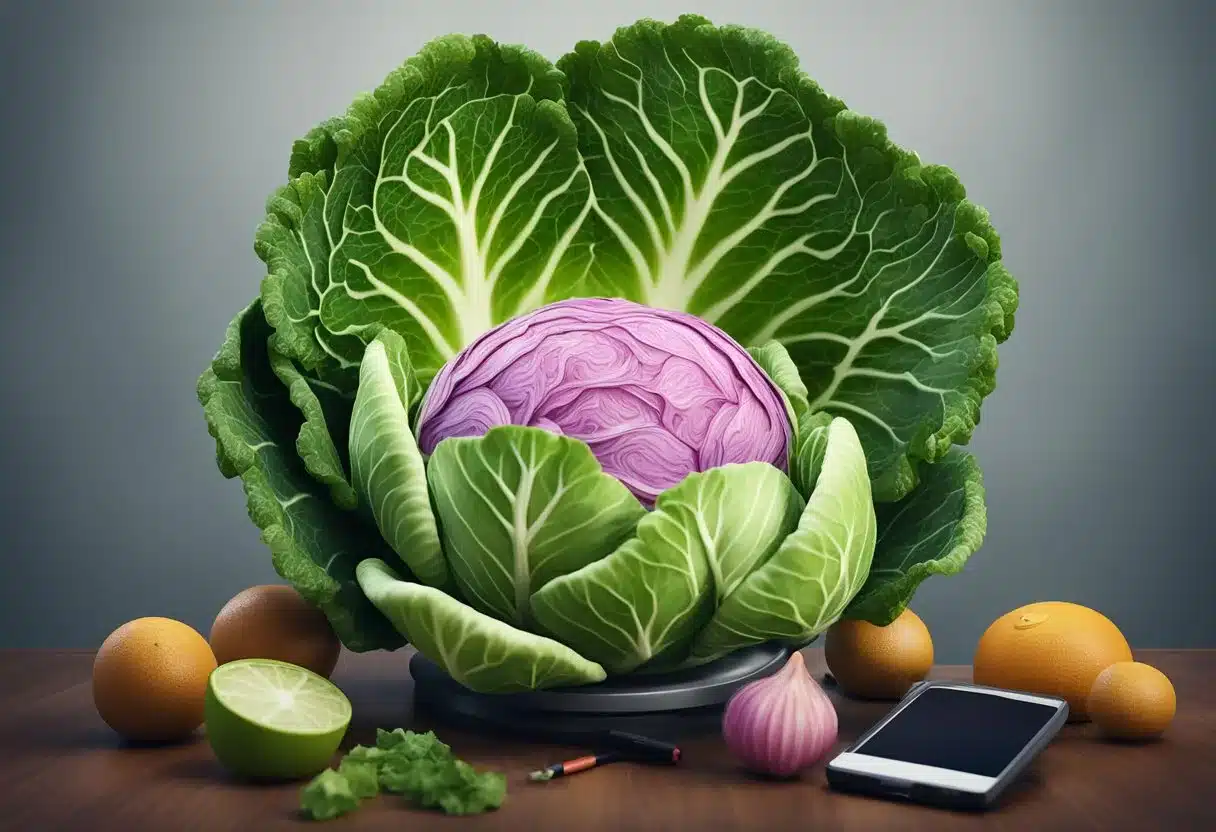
[0, 647, 1211, 831]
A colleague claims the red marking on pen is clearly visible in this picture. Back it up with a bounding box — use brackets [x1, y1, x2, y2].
[529, 752, 621, 781]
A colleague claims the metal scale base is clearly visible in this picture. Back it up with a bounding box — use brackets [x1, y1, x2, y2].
[409, 643, 790, 744]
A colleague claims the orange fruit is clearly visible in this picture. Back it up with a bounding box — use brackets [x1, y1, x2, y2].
[1087, 661, 1176, 740]
[92, 617, 217, 742]
[825, 609, 934, 700]
[972, 601, 1131, 722]
[209, 585, 340, 678]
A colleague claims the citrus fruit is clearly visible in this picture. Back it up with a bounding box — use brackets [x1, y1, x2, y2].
[824, 609, 934, 700]
[972, 601, 1132, 721]
[1088, 661, 1176, 740]
[92, 616, 217, 742]
[204, 658, 351, 780]
[210, 584, 341, 678]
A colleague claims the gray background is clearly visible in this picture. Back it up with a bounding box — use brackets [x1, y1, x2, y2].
[1, 0, 1212, 662]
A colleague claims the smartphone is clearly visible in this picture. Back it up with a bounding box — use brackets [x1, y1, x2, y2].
[825, 680, 1069, 811]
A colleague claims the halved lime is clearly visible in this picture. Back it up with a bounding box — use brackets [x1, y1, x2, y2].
[204, 658, 351, 780]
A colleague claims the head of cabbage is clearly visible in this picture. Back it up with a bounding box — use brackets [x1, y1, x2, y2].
[200, 15, 1012, 693]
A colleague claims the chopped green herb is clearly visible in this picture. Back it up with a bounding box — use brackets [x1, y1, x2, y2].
[377, 754, 417, 794]
[338, 757, 381, 799]
[299, 728, 505, 820]
[375, 728, 452, 762]
[421, 760, 507, 816]
[300, 768, 360, 821]
[344, 743, 392, 766]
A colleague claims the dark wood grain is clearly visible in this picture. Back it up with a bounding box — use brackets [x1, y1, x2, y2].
[0, 648, 1211, 831]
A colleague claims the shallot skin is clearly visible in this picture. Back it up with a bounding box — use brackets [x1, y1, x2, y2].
[722, 651, 839, 778]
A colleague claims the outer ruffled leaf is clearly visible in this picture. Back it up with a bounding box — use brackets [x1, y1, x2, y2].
[843, 449, 987, 625]
[269, 349, 358, 510]
[559, 14, 1018, 500]
[260, 17, 1020, 505]
[256, 34, 593, 392]
[198, 299, 405, 652]
[357, 558, 605, 693]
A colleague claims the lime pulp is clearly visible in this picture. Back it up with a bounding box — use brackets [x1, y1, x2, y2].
[205, 658, 351, 780]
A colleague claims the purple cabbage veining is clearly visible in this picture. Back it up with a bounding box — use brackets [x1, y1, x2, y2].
[415, 298, 792, 506]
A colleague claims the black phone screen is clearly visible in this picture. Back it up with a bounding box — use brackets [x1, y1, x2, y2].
[853, 687, 1060, 777]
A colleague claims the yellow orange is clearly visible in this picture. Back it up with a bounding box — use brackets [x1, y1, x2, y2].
[209, 584, 340, 678]
[1088, 661, 1176, 740]
[972, 601, 1131, 721]
[92, 617, 217, 742]
[825, 609, 934, 700]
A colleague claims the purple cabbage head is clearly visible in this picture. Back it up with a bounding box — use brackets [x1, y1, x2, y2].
[416, 298, 792, 505]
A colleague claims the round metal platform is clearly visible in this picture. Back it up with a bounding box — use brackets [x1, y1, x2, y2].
[409, 643, 790, 742]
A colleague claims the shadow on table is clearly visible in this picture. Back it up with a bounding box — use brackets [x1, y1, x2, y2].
[162, 757, 322, 825]
[681, 756, 1047, 814]
[818, 764, 1046, 812]
[161, 755, 313, 790]
[0, 718, 207, 752]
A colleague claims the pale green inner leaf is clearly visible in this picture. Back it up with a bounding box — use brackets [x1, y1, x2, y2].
[529, 462, 801, 673]
[349, 329, 448, 588]
[426, 425, 645, 627]
[357, 558, 606, 693]
[689, 417, 877, 663]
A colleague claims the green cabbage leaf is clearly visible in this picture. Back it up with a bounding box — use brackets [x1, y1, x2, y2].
[199, 14, 1012, 684]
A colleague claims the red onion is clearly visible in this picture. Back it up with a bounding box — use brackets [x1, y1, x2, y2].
[722, 652, 838, 778]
